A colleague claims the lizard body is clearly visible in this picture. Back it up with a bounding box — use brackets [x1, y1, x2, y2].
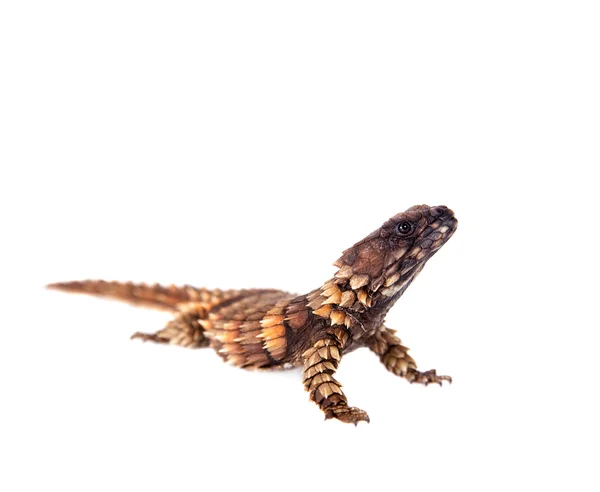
[48, 204, 458, 424]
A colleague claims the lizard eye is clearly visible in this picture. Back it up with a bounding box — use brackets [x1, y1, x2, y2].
[395, 221, 413, 236]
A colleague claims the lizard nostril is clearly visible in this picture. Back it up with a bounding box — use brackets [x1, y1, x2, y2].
[432, 206, 447, 217]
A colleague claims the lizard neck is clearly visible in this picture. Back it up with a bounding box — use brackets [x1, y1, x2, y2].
[306, 264, 425, 339]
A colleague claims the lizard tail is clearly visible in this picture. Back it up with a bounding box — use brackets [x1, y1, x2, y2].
[46, 280, 201, 311]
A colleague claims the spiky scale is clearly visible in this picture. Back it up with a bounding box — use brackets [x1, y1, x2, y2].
[312, 304, 332, 318]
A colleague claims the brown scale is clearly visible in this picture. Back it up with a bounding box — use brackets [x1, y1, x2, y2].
[48, 204, 458, 424]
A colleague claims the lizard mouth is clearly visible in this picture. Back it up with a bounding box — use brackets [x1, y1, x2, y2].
[419, 208, 457, 254]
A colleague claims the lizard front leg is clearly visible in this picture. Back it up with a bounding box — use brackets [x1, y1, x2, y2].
[131, 302, 210, 348]
[302, 333, 370, 425]
[368, 327, 452, 386]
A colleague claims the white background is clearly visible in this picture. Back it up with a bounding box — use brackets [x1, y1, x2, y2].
[1, 1, 599, 491]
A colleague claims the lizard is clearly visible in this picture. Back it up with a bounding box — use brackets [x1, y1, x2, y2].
[47, 204, 458, 425]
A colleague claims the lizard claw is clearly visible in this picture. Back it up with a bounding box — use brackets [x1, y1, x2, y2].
[324, 405, 370, 425]
[130, 332, 168, 344]
[408, 369, 452, 386]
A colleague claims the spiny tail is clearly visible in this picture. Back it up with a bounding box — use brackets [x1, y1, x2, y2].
[46, 280, 203, 311]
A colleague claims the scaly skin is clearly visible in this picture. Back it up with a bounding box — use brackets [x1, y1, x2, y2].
[48, 204, 458, 424]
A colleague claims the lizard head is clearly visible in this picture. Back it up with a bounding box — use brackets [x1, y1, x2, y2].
[333, 205, 457, 298]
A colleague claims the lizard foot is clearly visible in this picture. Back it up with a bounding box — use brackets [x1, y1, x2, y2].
[324, 405, 370, 425]
[407, 369, 452, 386]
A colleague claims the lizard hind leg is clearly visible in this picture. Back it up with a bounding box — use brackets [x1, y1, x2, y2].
[131, 302, 210, 349]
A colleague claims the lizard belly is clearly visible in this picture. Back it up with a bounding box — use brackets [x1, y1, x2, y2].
[199, 290, 298, 369]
